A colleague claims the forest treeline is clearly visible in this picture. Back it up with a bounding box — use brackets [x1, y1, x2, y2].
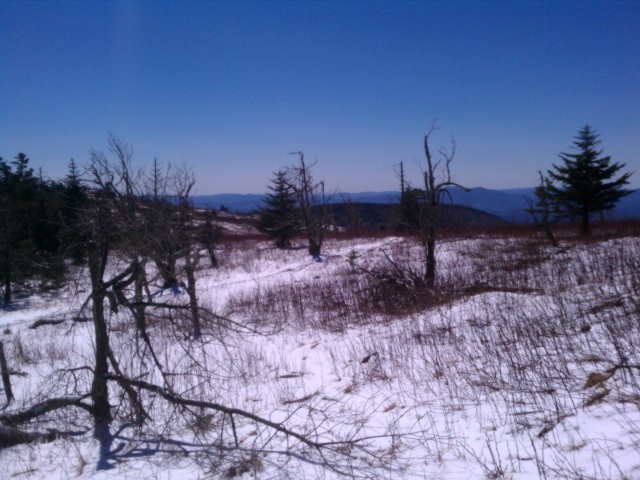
[1, 124, 633, 305]
[0, 155, 87, 304]
[0, 148, 221, 306]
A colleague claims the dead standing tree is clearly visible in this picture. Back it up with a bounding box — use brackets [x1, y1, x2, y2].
[420, 123, 468, 286]
[84, 135, 149, 431]
[286, 152, 330, 260]
[0, 141, 395, 475]
[199, 208, 221, 268]
[173, 163, 202, 339]
[144, 158, 180, 289]
[526, 171, 559, 247]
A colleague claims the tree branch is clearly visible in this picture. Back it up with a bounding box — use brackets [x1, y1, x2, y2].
[104, 374, 327, 449]
[0, 395, 93, 426]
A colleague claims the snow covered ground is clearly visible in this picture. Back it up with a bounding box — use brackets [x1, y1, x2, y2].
[1, 232, 639, 479]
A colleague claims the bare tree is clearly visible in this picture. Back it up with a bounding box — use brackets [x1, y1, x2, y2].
[173, 163, 201, 338]
[0, 140, 385, 476]
[526, 171, 559, 247]
[84, 134, 146, 431]
[199, 208, 221, 268]
[144, 159, 180, 289]
[419, 123, 468, 285]
[286, 152, 330, 259]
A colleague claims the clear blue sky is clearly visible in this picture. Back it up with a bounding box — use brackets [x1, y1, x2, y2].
[2, 0, 639, 194]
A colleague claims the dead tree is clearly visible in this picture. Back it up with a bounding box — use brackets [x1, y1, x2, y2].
[84, 135, 155, 429]
[199, 209, 221, 268]
[526, 171, 559, 247]
[173, 163, 201, 339]
[144, 159, 181, 289]
[286, 152, 330, 259]
[420, 123, 468, 285]
[0, 340, 13, 405]
[81, 186, 116, 429]
[0, 139, 391, 477]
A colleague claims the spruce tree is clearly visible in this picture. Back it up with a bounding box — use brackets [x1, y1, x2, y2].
[547, 125, 632, 235]
[62, 158, 88, 264]
[0, 154, 76, 303]
[0, 154, 37, 303]
[258, 170, 301, 248]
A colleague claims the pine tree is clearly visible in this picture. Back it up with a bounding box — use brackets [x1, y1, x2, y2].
[0, 154, 72, 303]
[398, 187, 423, 231]
[0, 154, 40, 303]
[62, 158, 89, 264]
[258, 170, 301, 248]
[547, 125, 632, 235]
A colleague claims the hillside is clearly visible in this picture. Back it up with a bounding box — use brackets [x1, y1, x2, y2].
[1, 227, 639, 478]
[327, 202, 508, 230]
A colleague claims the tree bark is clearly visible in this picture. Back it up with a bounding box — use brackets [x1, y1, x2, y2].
[88, 253, 112, 426]
[581, 210, 590, 236]
[184, 257, 201, 339]
[0, 340, 13, 404]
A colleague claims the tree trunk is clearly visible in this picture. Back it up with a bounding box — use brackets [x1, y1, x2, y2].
[543, 224, 559, 247]
[0, 340, 13, 404]
[2, 209, 12, 305]
[156, 259, 178, 289]
[308, 237, 321, 259]
[132, 262, 151, 346]
[424, 202, 437, 285]
[2, 246, 10, 305]
[88, 255, 112, 426]
[207, 246, 218, 268]
[581, 210, 590, 236]
[425, 233, 436, 286]
[2, 272, 10, 305]
[91, 290, 111, 424]
[423, 187, 438, 285]
[184, 257, 201, 339]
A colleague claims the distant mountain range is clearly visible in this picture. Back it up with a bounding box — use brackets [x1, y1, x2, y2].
[193, 187, 640, 223]
[327, 202, 507, 230]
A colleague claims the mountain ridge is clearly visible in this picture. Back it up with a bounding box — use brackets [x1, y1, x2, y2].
[192, 187, 640, 222]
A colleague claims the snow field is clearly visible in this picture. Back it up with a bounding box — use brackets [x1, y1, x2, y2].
[1, 233, 639, 479]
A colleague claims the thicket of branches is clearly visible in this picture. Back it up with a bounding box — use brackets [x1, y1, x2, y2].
[0, 136, 383, 477]
[219, 225, 640, 478]
[1, 126, 637, 477]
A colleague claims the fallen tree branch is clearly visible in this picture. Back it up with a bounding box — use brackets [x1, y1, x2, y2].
[0, 395, 93, 427]
[29, 318, 66, 329]
[106, 348, 150, 424]
[104, 374, 324, 449]
[0, 423, 59, 448]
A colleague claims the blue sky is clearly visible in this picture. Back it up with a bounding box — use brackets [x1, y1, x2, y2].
[2, 0, 639, 194]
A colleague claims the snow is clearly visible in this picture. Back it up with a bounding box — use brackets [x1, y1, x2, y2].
[1, 234, 639, 479]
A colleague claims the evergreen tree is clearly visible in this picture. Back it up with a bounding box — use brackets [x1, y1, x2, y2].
[398, 187, 424, 231]
[258, 170, 301, 248]
[547, 125, 632, 235]
[61, 158, 89, 264]
[0, 154, 73, 303]
[0, 154, 37, 303]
